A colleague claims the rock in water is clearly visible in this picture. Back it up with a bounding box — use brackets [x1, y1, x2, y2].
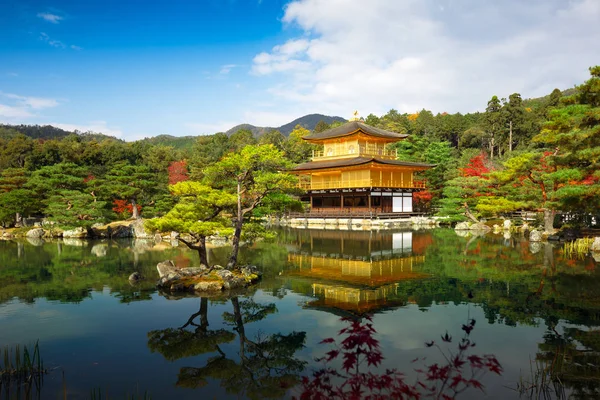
[530, 230, 542, 242]
[129, 272, 142, 281]
[156, 260, 177, 279]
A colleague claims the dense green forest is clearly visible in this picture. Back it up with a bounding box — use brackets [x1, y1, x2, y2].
[0, 66, 598, 229]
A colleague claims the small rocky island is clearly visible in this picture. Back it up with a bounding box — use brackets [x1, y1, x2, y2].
[156, 260, 262, 293]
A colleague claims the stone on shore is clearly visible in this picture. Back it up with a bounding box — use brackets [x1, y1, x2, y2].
[591, 237, 600, 252]
[455, 222, 470, 230]
[26, 228, 45, 238]
[62, 227, 88, 238]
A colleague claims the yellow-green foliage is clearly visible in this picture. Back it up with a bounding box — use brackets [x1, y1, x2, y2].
[145, 181, 235, 237]
[476, 197, 527, 217]
[563, 237, 595, 258]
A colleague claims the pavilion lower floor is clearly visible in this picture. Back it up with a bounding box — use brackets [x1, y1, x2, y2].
[300, 188, 417, 216]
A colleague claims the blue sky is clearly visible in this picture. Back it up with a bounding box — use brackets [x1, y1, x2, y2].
[1, 0, 599, 140]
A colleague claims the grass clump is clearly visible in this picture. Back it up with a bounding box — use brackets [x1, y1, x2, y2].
[1, 342, 46, 397]
[563, 237, 595, 259]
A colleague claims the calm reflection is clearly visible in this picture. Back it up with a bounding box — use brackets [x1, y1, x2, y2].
[148, 294, 306, 399]
[282, 229, 428, 315]
[1, 228, 600, 398]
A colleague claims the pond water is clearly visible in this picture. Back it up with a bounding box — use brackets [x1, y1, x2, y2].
[0, 228, 599, 399]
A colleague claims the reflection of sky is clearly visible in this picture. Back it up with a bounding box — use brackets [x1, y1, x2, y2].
[0, 284, 587, 399]
[0, 284, 592, 398]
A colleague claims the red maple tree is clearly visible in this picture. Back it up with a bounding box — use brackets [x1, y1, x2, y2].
[461, 153, 490, 178]
[112, 199, 141, 218]
[168, 160, 189, 185]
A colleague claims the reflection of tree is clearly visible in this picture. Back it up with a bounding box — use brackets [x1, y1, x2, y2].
[148, 296, 306, 399]
[535, 326, 600, 399]
[147, 298, 236, 361]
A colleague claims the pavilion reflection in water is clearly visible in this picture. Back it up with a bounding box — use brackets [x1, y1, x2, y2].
[283, 229, 429, 315]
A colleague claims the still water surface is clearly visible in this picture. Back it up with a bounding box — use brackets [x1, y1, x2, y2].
[0, 228, 598, 399]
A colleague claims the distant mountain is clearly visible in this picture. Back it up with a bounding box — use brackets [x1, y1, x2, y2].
[224, 123, 273, 137]
[0, 124, 121, 142]
[277, 114, 346, 135]
[224, 114, 346, 137]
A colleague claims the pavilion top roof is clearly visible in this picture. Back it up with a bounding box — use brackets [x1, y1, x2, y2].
[302, 121, 408, 142]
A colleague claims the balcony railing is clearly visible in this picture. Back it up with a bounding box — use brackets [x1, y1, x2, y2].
[312, 145, 397, 160]
[298, 179, 426, 190]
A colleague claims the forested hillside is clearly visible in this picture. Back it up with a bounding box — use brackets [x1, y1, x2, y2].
[0, 66, 597, 230]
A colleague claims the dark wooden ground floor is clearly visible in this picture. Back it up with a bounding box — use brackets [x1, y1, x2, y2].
[300, 188, 416, 215]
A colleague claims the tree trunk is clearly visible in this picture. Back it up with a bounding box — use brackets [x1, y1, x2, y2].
[199, 297, 208, 333]
[197, 236, 208, 268]
[509, 120, 513, 153]
[227, 180, 244, 270]
[131, 199, 140, 219]
[178, 236, 209, 268]
[231, 297, 246, 361]
[463, 202, 480, 224]
[543, 209, 556, 233]
[15, 212, 22, 227]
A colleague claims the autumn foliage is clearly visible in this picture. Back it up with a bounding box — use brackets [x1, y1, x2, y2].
[297, 316, 502, 400]
[168, 160, 189, 185]
[461, 153, 490, 178]
[112, 199, 141, 217]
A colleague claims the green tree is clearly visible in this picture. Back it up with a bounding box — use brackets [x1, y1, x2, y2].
[0, 189, 38, 227]
[502, 93, 526, 152]
[204, 144, 297, 269]
[313, 120, 330, 133]
[0, 134, 33, 169]
[482, 96, 505, 159]
[283, 125, 314, 164]
[101, 163, 156, 219]
[45, 190, 107, 228]
[189, 132, 230, 179]
[229, 129, 257, 152]
[145, 181, 235, 267]
[258, 129, 286, 151]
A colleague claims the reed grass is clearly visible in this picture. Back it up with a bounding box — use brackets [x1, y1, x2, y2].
[563, 237, 595, 259]
[0, 341, 46, 398]
[510, 357, 567, 399]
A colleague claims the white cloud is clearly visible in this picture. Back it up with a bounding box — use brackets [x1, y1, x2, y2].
[0, 92, 61, 122]
[49, 121, 123, 138]
[2, 93, 60, 109]
[70, 45, 83, 51]
[0, 104, 35, 119]
[37, 12, 63, 24]
[251, 0, 600, 116]
[219, 64, 238, 75]
[39, 32, 66, 48]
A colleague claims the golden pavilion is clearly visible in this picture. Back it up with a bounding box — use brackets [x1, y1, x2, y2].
[291, 118, 434, 215]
